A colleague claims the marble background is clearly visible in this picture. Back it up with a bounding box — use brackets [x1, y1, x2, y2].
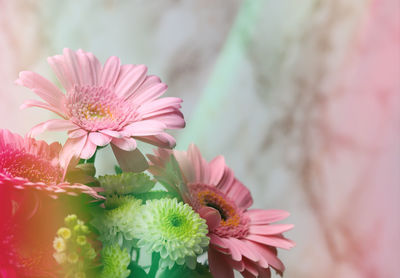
[0, 0, 399, 277]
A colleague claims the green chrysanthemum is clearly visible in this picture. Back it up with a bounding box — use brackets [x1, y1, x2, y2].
[100, 244, 131, 278]
[99, 172, 155, 196]
[136, 198, 209, 270]
[104, 194, 139, 209]
[92, 195, 142, 246]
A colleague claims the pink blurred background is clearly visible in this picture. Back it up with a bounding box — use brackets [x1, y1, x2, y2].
[0, 0, 399, 277]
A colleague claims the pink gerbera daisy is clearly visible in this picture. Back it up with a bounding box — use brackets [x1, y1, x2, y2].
[0, 129, 102, 199]
[148, 145, 295, 278]
[16, 48, 185, 171]
[0, 129, 102, 276]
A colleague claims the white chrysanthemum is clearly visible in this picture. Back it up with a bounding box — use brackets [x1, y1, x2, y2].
[92, 195, 142, 245]
[136, 198, 209, 270]
[99, 172, 155, 196]
[100, 244, 131, 278]
[53, 252, 67, 264]
[53, 237, 66, 253]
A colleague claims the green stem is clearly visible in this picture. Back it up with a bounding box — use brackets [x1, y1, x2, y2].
[148, 253, 160, 278]
[136, 248, 140, 264]
[86, 148, 98, 164]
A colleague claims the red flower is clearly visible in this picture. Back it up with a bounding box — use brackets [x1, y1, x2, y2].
[0, 129, 102, 277]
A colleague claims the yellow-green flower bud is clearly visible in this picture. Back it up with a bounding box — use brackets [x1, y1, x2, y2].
[57, 227, 72, 240]
[85, 247, 97, 260]
[74, 272, 86, 278]
[76, 235, 87, 246]
[80, 225, 89, 234]
[67, 252, 79, 264]
[65, 214, 78, 227]
[73, 224, 81, 233]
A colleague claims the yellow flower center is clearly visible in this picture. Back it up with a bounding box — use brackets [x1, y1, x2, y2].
[53, 237, 66, 252]
[57, 227, 71, 240]
[83, 103, 114, 120]
[197, 190, 241, 228]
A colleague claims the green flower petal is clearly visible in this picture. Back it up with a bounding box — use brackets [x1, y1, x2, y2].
[92, 195, 142, 245]
[99, 172, 155, 196]
[136, 198, 209, 270]
[100, 244, 131, 278]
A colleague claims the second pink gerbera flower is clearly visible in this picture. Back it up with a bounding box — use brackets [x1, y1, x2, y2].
[148, 145, 295, 278]
[16, 48, 185, 168]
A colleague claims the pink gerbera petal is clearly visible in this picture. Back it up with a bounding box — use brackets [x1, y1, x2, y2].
[136, 97, 182, 117]
[16, 71, 66, 112]
[28, 119, 79, 137]
[20, 99, 66, 119]
[199, 206, 222, 231]
[127, 76, 166, 103]
[47, 55, 74, 91]
[63, 48, 85, 86]
[115, 64, 147, 100]
[17, 48, 185, 161]
[208, 247, 235, 278]
[243, 240, 285, 274]
[249, 224, 294, 235]
[207, 155, 226, 185]
[111, 144, 149, 173]
[88, 132, 112, 146]
[75, 49, 97, 85]
[85, 51, 102, 86]
[246, 234, 295, 250]
[247, 209, 290, 225]
[144, 111, 186, 129]
[68, 128, 87, 138]
[80, 138, 97, 159]
[60, 135, 88, 169]
[100, 56, 121, 88]
[121, 120, 167, 137]
[111, 137, 137, 151]
[134, 133, 176, 149]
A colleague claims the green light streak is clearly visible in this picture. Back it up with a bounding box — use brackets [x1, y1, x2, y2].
[178, 0, 266, 149]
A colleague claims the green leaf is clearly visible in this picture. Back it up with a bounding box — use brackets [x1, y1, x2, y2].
[115, 165, 123, 174]
[128, 263, 148, 278]
[133, 190, 179, 202]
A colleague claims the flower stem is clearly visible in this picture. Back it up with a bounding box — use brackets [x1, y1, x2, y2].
[87, 148, 98, 163]
[148, 252, 160, 278]
[136, 248, 140, 264]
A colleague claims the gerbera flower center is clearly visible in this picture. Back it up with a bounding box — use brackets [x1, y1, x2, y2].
[0, 149, 63, 184]
[83, 103, 113, 120]
[188, 183, 250, 238]
[66, 85, 137, 131]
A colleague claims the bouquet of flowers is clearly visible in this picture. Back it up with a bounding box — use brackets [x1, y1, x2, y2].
[0, 49, 294, 278]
